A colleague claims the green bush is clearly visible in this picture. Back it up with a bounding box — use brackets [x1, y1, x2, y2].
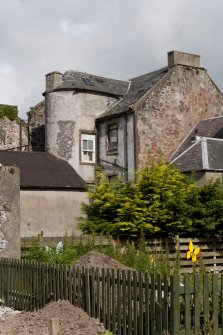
[80, 160, 194, 238]
[0, 104, 18, 121]
[80, 159, 223, 239]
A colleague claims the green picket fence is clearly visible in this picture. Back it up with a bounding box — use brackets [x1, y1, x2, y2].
[171, 273, 223, 335]
[0, 258, 223, 334]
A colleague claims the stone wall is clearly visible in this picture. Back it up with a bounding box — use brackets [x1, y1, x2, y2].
[28, 100, 45, 151]
[0, 166, 20, 258]
[135, 65, 223, 167]
[45, 91, 117, 183]
[0, 117, 28, 150]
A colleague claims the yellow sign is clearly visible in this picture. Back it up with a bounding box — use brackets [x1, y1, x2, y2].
[186, 241, 200, 263]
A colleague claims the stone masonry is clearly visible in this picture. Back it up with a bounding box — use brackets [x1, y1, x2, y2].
[0, 166, 20, 258]
[135, 65, 223, 167]
[0, 117, 28, 151]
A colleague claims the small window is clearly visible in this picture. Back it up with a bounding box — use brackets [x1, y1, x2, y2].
[81, 133, 95, 163]
[107, 124, 118, 151]
[81, 77, 94, 86]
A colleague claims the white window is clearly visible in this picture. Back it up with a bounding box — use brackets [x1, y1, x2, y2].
[81, 133, 95, 163]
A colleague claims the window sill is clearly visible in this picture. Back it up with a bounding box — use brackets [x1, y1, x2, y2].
[106, 150, 118, 156]
[80, 161, 95, 166]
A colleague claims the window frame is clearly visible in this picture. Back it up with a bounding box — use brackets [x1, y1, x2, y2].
[80, 132, 96, 164]
[107, 122, 118, 153]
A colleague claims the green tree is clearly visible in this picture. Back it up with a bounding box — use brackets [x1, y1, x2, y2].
[184, 180, 223, 237]
[80, 160, 195, 238]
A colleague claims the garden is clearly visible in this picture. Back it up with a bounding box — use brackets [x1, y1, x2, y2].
[2, 158, 223, 334]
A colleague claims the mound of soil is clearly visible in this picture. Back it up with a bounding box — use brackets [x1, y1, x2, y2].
[75, 250, 132, 270]
[0, 300, 105, 335]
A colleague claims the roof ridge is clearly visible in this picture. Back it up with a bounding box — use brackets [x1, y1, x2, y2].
[63, 70, 130, 84]
[201, 138, 209, 169]
[128, 67, 168, 81]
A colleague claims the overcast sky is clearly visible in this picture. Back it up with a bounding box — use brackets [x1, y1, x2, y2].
[0, 0, 223, 119]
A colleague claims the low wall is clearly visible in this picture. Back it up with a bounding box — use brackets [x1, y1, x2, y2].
[20, 189, 88, 237]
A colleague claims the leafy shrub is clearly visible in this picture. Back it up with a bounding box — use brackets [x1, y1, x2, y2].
[80, 160, 194, 238]
[0, 104, 18, 121]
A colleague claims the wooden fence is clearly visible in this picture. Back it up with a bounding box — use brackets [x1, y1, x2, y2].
[1, 259, 223, 334]
[146, 237, 223, 272]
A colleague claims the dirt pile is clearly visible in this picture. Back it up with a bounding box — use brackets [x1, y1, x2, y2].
[0, 300, 105, 335]
[75, 250, 132, 270]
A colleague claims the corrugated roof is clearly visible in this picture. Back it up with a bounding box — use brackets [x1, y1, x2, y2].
[97, 67, 168, 119]
[54, 70, 130, 97]
[0, 151, 86, 189]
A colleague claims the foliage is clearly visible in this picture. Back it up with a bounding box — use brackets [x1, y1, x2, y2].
[23, 235, 181, 275]
[0, 104, 18, 121]
[80, 160, 194, 238]
[80, 159, 223, 239]
[184, 180, 223, 237]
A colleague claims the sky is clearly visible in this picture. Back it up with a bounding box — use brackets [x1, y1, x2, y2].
[0, 0, 223, 119]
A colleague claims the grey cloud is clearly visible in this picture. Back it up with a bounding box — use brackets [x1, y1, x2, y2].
[0, 0, 222, 118]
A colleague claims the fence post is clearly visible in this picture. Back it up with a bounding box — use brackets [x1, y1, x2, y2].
[170, 275, 180, 335]
[49, 318, 60, 335]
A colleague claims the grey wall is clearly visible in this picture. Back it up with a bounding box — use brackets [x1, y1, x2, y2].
[0, 166, 20, 258]
[97, 113, 135, 180]
[45, 90, 117, 183]
[20, 189, 88, 237]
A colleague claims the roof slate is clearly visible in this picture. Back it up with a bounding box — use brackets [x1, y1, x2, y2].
[171, 116, 223, 160]
[55, 71, 130, 97]
[97, 67, 168, 119]
[171, 138, 223, 172]
[0, 151, 86, 189]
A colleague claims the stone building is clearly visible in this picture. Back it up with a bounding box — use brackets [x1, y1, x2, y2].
[28, 100, 45, 151]
[97, 51, 223, 180]
[0, 104, 28, 151]
[1, 49, 223, 245]
[29, 51, 223, 181]
[43, 71, 129, 183]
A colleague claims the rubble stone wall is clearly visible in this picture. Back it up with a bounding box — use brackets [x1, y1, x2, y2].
[0, 166, 20, 258]
[135, 65, 223, 167]
[0, 117, 28, 150]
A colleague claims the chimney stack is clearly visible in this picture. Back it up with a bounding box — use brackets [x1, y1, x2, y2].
[168, 51, 200, 69]
[45, 71, 63, 92]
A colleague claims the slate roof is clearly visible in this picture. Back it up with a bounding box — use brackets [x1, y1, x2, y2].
[171, 137, 223, 172]
[171, 116, 223, 160]
[0, 151, 86, 189]
[97, 67, 168, 120]
[55, 70, 130, 97]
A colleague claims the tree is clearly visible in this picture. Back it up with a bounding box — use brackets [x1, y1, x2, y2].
[80, 160, 195, 238]
[80, 159, 223, 239]
[184, 180, 223, 237]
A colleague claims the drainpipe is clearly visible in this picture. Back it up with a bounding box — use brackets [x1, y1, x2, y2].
[19, 120, 22, 151]
[95, 120, 100, 166]
[124, 114, 128, 181]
